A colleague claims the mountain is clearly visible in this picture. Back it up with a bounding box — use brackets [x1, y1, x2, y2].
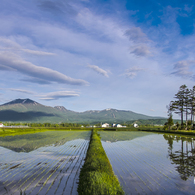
[2, 99, 38, 105]
[0, 98, 163, 123]
[54, 106, 68, 112]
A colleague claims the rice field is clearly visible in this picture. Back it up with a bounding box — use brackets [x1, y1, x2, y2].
[99, 131, 195, 195]
[0, 131, 91, 195]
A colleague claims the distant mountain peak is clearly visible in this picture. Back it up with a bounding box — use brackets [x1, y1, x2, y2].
[54, 106, 67, 112]
[2, 98, 39, 106]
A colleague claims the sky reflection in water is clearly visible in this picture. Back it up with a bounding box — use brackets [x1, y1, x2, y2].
[100, 131, 195, 195]
[0, 131, 90, 195]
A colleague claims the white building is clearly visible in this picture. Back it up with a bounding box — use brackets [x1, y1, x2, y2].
[102, 123, 109, 128]
[116, 124, 122, 128]
[112, 124, 126, 128]
[0, 123, 4, 127]
[134, 123, 138, 128]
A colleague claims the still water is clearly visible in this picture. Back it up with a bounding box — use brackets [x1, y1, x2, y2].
[100, 131, 195, 195]
[0, 131, 90, 195]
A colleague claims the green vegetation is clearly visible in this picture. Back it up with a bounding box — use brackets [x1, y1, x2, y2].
[163, 113, 174, 130]
[1, 122, 84, 127]
[78, 130, 124, 195]
[0, 126, 91, 137]
[137, 128, 195, 136]
[0, 128, 47, 137]
[168, 85, 195, 129]
[1, 118, 168, 128]
[121, 118, 167, 126]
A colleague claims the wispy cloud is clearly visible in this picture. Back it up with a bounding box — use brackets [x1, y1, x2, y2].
[171, 60, 195, 78]
[124, 27, 152, 57]
[184, 5, 194, 13]
[124, 27, 149, 43]
[0, 52, 88, 85]
[39, 91, 79, 100]
[124, 66, 145, 79]
[0, 37, 56, 56]
[21, 78, 51, 85]
[0, 64, 16, 71]
[21, 49, 55, 56]
[38, 0, 77, 16]
[8, 88, 34, 94]
[88, 65, 109, 77]
[130, 45, 150, 57]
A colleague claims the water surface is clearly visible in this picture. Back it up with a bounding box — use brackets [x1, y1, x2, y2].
[0, 130, 91, 195]
[99, 131, 195, 195]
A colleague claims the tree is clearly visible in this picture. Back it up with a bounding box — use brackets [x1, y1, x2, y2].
[189, 86, 195, 125]
[171, 85, 188, 127]
[176, 122, 180, 130]
[164, 103, 174, 130]
[167, 114, 174, 130]
[184, 88, 190, 128]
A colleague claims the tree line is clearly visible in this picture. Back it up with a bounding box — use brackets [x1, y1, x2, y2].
[168, 84, 195, 129]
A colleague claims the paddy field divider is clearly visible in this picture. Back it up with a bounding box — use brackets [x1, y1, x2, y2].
[78, 129, 124, 195]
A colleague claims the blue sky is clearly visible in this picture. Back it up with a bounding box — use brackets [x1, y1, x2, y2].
[0, 0, 195, 118]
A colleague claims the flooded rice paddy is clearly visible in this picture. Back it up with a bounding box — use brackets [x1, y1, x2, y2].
[0, 131, 91, 195]
[99, 131, 195, 195]
[1, 130, 195, 195]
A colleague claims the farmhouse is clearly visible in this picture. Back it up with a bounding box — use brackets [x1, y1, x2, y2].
[102, 123, 109, 128]
[112, 124, 126, 128]
[0, 123, 4, 127]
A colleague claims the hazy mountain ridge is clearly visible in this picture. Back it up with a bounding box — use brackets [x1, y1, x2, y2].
[0, 98, 164, 123]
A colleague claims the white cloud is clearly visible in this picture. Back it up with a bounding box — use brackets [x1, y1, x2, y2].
[39, 91, 79, 100]
[1, 1, 193, 118]
[124, 27, 149, 43]
[88, 65, 109, 77]
[21, 49, 55, 56]
[171, 60, 195, 78]
[0, 51, 88, 85]
[130, 45, 151, 57]
[124, 27, 152, 58]
[76, 8, 124, 41]
[0, 37, 56, 56]
[125, 66, 145, 79]
[0, 37, 20, 49]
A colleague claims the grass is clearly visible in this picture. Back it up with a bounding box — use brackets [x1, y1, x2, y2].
[0, 127, 91, 137]
[78, 130, 124, 195]
[137, 127, 195, 136]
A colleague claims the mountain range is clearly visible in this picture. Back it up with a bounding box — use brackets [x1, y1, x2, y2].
[0, 98, 163, 123]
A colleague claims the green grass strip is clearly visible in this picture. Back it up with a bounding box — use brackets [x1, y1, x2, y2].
[78, 130, 124, 195]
